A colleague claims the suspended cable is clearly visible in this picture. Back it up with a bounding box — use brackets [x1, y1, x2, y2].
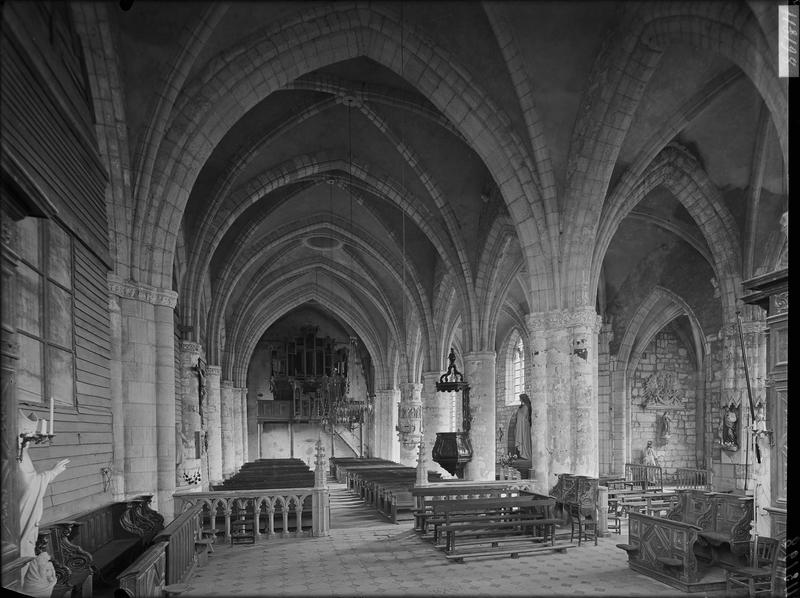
[400, 1, 406, 356]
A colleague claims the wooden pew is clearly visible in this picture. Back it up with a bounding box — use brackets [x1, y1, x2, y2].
[410, 481, 526, 532]
[42, 496, 164, 594]
[116, 503, 206, 597]
[617, 491, 680, 516]
[666, 490, 753, 567]
[431, 494, 567, 561]
[619, 511, 706, 591]
[329, 457, 395, 483]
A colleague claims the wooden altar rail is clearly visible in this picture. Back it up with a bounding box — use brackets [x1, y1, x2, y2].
[672, 467, 713, 490]
[173, 487, 330, 541]
[624, 463, 663, 492]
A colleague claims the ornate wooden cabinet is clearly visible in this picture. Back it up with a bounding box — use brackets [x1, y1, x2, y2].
[742, 267, 788, 596]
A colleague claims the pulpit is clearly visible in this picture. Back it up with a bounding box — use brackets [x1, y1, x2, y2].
[432, 349, 472, 478]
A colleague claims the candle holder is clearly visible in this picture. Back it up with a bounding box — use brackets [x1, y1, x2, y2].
[18, 432, 55, 461]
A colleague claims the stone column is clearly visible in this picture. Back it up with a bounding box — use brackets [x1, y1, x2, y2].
[526, 320, 548, 494]
[397, 383, 422, 466]
[568, 307, 602, 477]
[389, 388, 401, 462]
[241, 388, 249, 464]
[546, 323, 572, 477]
[463, 351, 496, 481]
[528, 307, 601, 482]
[107, 293, 126, 500]
[109, 277, 178, 509]
[178, 342, 202, 488]
[597, 322, 614, 475]
[205, 366, 222, 484]
[421, 371, 449, 476]
[220, 380, 235, 478]
[232, 387, 244, 471]
[117, 288, 158, 498]
[154, 302, 177, 515]
[373, 389, 394, 459]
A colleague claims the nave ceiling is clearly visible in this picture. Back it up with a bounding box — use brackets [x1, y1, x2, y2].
[94, 0, 787, 383]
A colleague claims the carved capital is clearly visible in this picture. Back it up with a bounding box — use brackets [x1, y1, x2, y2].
[108, 274, 178, 308]
[527, 307, 601, 334]
[221, 379, 234, 389]
[206, 365, 222, 377]
[180, 341, 201, 354]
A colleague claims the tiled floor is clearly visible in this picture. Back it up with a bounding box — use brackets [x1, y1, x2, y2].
[181, 484, 737, 598]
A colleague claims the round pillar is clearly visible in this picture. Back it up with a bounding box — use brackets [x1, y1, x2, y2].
[154, 302, 177, 514]
[421, 371, 449, 476]
[205, 366, 222, 484]
[526, 319, 549, 494]
[220, 380, 235, 478]
[463, 351, 496, 481]
[397, 383, 422, 466]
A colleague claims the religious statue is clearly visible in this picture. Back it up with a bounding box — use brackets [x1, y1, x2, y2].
[22, 534, 58, 598]
[514, 394, 532, 460]
[195, 359, 207, 425]
[721, 404, 739, 451]
[17, 410, 69, 558]
[643, 440, 658, 466]
[659, 411, 672, 440]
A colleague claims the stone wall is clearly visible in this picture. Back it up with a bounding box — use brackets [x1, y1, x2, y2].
[629, 329, 697, 471]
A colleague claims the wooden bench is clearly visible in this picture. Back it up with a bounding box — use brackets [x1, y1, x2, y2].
[618, 491, 679, 516]
[410, 482, 525, 533]
[666, 490, 753, 567]
[43, 496, 164, 592]
[432, 494, 563, 556]
[329, 457, 394, 482]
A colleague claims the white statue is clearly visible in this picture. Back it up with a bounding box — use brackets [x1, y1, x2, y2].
[17, 410, 69, 558]
[22, 548, 58, 598]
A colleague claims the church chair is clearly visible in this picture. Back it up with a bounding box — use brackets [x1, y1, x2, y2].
[568, 502, 598, 546]
[725, 536, 779, 597]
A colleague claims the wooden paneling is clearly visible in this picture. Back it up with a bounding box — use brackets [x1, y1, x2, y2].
[1, 7, 110, 268]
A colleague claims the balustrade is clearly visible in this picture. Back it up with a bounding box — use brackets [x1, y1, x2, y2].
[173, 488, 325, 541]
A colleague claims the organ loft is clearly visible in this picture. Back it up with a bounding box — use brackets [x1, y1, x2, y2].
[0, 1, 791, 597]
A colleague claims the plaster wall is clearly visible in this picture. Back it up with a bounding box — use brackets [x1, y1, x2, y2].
[259, 423, 356, 464]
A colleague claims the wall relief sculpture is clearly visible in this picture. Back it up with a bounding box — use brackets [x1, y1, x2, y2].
[640, 372, 681, 408]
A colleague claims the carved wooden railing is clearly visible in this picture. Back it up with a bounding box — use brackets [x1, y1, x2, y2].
[173, 487, 330, 541]
[114, 503, 204, 597]
[625, 463, 663, 492]
[121, 495, 166, 545]
[153, 504, 203, 586]
[116, 541, 167, 598]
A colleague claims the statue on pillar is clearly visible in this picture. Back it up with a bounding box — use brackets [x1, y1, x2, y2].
[721, 404, 740, 451]
[514, 394, 532, 459]
[17, 411, 69, 558]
